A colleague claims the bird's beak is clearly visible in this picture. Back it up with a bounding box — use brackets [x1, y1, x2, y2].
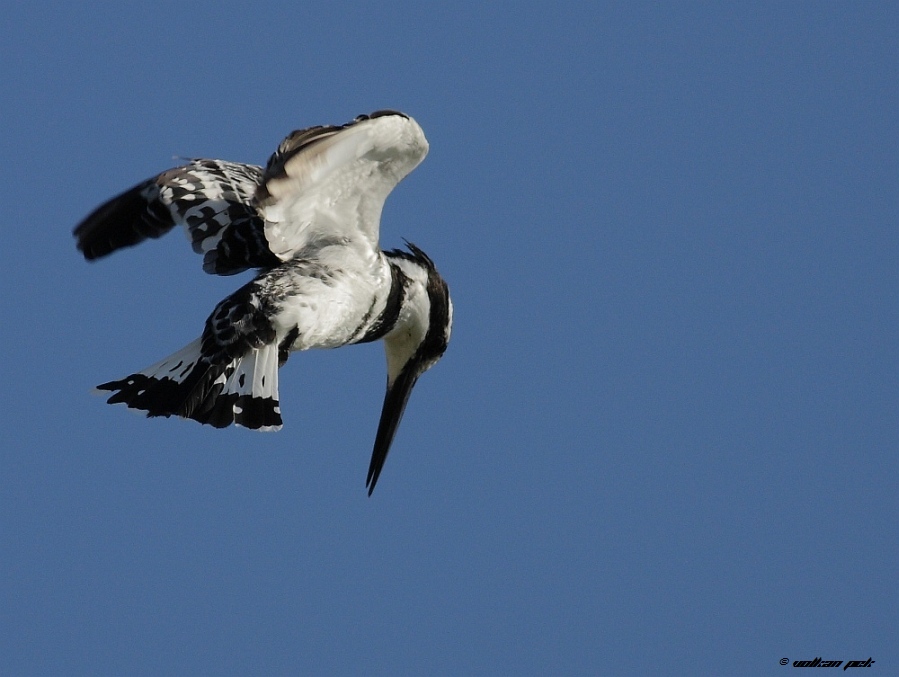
[366, 366, 419, 495]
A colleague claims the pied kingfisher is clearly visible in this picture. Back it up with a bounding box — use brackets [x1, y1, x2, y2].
[74, 110, 452, 494]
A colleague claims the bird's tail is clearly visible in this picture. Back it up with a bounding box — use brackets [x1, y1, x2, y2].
[97, 338, 283, 431]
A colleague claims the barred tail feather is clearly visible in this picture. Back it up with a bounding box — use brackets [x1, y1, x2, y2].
[97, 340, 283, 431]
[98, 339, 208, 418]
[192, 344, 282, 431]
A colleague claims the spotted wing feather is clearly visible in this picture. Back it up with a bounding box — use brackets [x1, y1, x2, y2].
[74, 160, 278, 275]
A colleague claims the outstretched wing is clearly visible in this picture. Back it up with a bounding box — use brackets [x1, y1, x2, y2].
[257, 110, 429, 260]
[73, 110, 429, 273]
[74, 160, 279, 276]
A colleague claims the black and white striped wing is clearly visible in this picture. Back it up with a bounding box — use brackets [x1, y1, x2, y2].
[74, 160, 279, 276]
[74, 111, 428, 273]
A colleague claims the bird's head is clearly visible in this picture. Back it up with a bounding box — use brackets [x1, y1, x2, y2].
[367, 242, 452, 494]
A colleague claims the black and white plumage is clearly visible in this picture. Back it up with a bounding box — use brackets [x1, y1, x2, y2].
[74, 111, 452, 494]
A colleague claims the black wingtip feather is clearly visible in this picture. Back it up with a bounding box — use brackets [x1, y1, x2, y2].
[74, 180, 174, 261]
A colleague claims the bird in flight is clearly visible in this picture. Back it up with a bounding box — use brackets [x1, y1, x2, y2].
[74, 110, 453, 495]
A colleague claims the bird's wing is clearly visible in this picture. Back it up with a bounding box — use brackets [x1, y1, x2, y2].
[74, 159, 279, 276]
[257, 111, 429, 261]
[74, 111, 427, 274]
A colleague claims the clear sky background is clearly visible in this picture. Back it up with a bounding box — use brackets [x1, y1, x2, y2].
[1, 2, 896, 675]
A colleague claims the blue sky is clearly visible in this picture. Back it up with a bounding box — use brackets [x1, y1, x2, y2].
[1, 2, 896, 675]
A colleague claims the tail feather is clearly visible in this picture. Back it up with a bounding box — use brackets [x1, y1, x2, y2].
[98, 340, 283, 431]
[192, 345, 282, 430]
